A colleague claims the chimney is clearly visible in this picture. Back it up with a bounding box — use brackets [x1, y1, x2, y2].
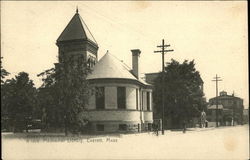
[131, 49, 141, 79]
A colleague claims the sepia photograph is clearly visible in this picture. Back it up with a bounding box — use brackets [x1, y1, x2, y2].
[1, 1, 249, 159]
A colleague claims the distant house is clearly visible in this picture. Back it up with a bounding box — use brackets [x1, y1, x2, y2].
[208, 91, 244, 126]
[55, 10, 153, 133]
[242, 109, 249, 124]
[206, 104, 224, 127]
[144, 72, 160, 85]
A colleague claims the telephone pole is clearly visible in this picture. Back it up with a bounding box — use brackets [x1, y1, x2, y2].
[232, 91, 235, 126]
[212, 74, 222, 127]
[154, 39, 174, 135]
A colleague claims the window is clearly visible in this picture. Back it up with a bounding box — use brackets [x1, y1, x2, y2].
[87, 56, 96, 68]
[117, 87, 126, 109]
[95, 87, 105, 109]
[218, 110, 223, 115]
[96, 124, 104, 131]
[147, 92, 150, 111]
[233, 101, 237, 105]
[136, 89, 138, 110]
[119, 124, 127, 131]
[207, 110, 212, 115]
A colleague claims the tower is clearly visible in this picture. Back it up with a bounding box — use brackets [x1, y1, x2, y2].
[56, 9, 98, 68]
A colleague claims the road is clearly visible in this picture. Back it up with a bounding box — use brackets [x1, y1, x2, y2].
[2, 125, 249, 159]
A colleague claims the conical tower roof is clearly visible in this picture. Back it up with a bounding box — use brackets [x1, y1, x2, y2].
[57, 11, 97, 44]
[87, 52, 137, 80]
[87, 51, 151, 87]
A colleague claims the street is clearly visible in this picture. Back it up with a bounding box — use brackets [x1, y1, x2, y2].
[2, 125, 249, 159]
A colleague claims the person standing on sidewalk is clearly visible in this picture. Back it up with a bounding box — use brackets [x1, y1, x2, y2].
[183, 120, 186, 133]
[153, 122, 159, 136]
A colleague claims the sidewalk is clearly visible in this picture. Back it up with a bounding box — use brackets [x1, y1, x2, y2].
[186, 125, 246, 132]
[2, 125, 246, 139]
[186, 127, 215, 132]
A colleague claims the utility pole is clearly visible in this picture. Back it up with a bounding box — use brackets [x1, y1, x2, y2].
[232, 91, 235, 126]
[154, 39, 174, 135]
[212, 74, 222, 127]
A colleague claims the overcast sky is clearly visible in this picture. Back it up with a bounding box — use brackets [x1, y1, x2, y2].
[1, 1, 248, 108]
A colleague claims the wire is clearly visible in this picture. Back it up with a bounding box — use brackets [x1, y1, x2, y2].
[80, 4, 158, 45]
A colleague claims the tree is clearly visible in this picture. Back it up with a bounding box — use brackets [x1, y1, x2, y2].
[37, 68, 64, 131]
[2, 72, 38, 132]
[153, 59, 206, 129]
[56, 54, 91, 135]
[1, 57, 10, 130]
[1, 57, 10, 84]
[37, 54, 91, 135]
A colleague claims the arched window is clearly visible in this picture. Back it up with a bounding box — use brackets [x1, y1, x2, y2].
[87, 58, 91, 68]
[87, 56, 96, 68]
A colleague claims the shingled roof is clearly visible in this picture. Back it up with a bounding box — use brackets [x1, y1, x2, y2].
[87, 52, 137, 80]
[57, 11, 97, 44]
[87, 52, 150, 86]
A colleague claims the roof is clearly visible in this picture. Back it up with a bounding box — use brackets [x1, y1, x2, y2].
[209, 94, 243, 101]
[57, 12, 97, 44]
[87, 52, 150, 86]
[144, 72, 160, 84]
[207, 104, 224, 110]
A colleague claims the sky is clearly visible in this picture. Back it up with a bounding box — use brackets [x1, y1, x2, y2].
[1, 1, 248, 108]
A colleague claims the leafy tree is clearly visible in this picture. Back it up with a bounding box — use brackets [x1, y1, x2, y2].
[1, 79, 13, 131]
[153, 59, 206, 129]
[2, 72, 38, 132]
[1, 57, 10, 129]
[37, 68, 64, 130]
[56, 54, 91, 135]
[37, 54, 91, 135]
[1, 57, 10, 84]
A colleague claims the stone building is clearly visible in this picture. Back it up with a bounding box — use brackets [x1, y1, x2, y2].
[56, 10, 153, 133]
[207, 91, 244, 126]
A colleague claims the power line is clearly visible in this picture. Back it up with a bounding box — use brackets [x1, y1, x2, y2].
[81, 4, 160, 45]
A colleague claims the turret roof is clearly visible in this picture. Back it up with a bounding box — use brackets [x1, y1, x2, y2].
[87, 52, 150, 86]
[57, 12, 97, 44]
[87, 52, 136, 80]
